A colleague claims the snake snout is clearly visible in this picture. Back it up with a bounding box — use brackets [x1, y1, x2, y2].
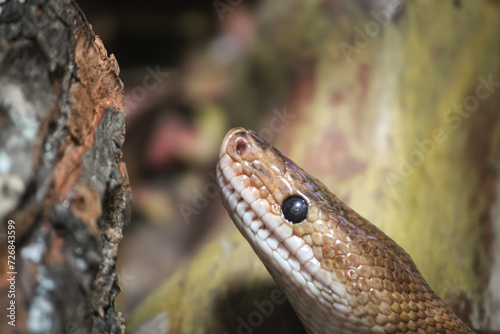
[219, 127, 247, 158]
[235, 138, 248, 155]
[220, 127, 261, 162]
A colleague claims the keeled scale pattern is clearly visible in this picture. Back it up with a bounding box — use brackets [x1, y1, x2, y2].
[217, 128, 474, 334]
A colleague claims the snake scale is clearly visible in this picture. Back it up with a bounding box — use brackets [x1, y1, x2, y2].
[216, 127, 474, 334]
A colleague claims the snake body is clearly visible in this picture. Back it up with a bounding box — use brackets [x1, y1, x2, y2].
[216, 128, 474, 334]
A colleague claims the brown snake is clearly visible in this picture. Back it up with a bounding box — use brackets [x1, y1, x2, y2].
[216, 128, 474, 334]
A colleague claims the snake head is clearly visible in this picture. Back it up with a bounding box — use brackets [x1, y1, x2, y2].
[216, 127, 473, 334]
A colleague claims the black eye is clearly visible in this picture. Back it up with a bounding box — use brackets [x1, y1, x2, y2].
[282, 195, 308, 224]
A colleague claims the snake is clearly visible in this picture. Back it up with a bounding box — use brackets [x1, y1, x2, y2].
[216, 127, 474, 334]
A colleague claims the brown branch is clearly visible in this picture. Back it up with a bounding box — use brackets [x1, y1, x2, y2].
[0, 0, 129, 333]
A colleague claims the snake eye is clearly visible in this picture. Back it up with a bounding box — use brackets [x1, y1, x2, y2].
[282, 195, 308, 224]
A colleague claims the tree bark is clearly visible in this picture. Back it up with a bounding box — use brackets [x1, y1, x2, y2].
[129, 0, 500, 333]
[0, 0, 130, 333]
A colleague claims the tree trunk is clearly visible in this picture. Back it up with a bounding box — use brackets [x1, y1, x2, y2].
[0, 0, 130, 333]
[129, 0, 500, 333]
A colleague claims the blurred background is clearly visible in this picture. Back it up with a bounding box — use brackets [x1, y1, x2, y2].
[77, 0, 500, 333]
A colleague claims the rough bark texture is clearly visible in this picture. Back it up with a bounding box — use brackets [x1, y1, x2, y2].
[0, 0, 130, 333]
[129, 0, 500, 333]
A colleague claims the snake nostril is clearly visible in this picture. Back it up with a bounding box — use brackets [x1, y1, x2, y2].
[236, 139, 247, 155]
